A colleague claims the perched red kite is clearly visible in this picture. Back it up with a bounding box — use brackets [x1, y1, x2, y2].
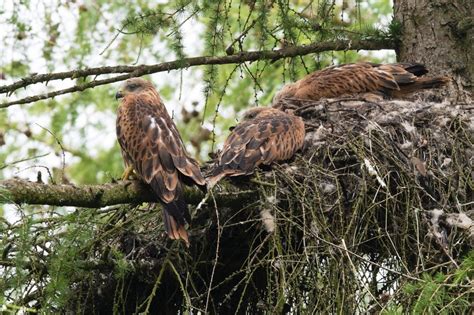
[208, 107, 305, 186]
[272, 62, 450, 106]
[115, 78, 206, 246]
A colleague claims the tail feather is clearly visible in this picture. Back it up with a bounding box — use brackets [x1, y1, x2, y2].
[416, 76, 451, 89]
[389, 62, 450, 95]
[161, 198, 190, 247]
[397, 76, 450, 95]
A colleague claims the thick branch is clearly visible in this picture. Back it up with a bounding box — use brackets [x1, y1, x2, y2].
[0, 179, 155, 207]
[0, 178, 254, 208]
[0, 39, 393, 108]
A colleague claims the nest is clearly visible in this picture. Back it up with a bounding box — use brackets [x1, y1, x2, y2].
[5, 98, 472, 314]
[71, 98, 472, 314]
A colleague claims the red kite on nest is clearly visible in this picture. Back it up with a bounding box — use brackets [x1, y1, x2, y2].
[115, 78, 206, 247]
[208, 107, 305, 187]
[272, 62, 450, 106]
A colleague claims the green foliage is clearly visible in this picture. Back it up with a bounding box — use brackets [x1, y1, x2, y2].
[68, 145, 124, 184]
[0, 204, 145, 312]
[43, 220, 95, 310]
[383, 251, 474, 314]
[1, 61, 30, 78]
[388, 19, 403, 43]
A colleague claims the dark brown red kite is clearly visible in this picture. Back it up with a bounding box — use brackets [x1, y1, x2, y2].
[115, 78, 205, 246]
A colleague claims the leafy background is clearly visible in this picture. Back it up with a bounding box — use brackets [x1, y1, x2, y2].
[0, 0, 395, 188]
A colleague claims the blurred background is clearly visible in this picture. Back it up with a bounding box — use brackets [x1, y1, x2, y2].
[0, 0, 395, 190]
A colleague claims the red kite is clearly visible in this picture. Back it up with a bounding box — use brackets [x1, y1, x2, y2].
[272, 62, 450, 105]
[116, 78, 206, 246]
[208, 107, 305, 186]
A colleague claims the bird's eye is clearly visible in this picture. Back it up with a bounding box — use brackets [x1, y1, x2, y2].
[128, 83, 138, 90]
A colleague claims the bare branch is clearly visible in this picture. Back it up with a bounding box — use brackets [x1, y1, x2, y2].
[0, 39, 394, 108]
[0, 74, 130, 108]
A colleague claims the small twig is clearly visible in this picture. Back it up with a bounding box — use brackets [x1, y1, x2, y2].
[225, 17, 260, 54]
[250, 178, 276, 187]
[0, 152, 51, 170]
[341, 239, 382, 309]
[312, 232, 423, 282]
[205, 189, 221, 314]
[99, 29, 122, 55]
[14, 165, 54, 183]
[35, 124, 66, 183]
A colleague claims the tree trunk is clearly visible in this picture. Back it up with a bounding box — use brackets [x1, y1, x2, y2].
[393, 0, 473, 103]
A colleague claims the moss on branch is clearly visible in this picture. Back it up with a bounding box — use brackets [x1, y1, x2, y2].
[0, 178, 256, 209]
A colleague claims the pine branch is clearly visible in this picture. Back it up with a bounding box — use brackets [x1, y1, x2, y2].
[0, 178, 255, 208]
[0, 39, 394, 108]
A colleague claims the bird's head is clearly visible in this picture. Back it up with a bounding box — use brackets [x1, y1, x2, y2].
[271, 83, 297, 108]
[115, 77, 156, 100]
[241, 107, 283, 121]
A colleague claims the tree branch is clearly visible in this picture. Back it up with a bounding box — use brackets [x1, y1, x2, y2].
[0, 178, 255, 208]
[0, 39, 394, 108]
[0, 74, 130, 108]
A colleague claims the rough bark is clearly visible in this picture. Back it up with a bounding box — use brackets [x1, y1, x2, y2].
[394, 0, 473, 102]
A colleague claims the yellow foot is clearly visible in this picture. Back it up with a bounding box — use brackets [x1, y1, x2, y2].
[121, 165, 135, 181]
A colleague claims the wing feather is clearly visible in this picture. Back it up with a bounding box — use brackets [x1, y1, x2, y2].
[210, 113, 304, 183]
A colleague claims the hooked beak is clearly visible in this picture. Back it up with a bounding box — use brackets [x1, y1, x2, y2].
[115, 90, 124, 100]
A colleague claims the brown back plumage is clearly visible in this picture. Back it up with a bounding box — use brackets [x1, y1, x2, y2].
[116, 77, 205, 246]
[272, 62, 450, 105]
[208, 107, 305, 187]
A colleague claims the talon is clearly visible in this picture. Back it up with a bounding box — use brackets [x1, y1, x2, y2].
[121, 165, 135, 181]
